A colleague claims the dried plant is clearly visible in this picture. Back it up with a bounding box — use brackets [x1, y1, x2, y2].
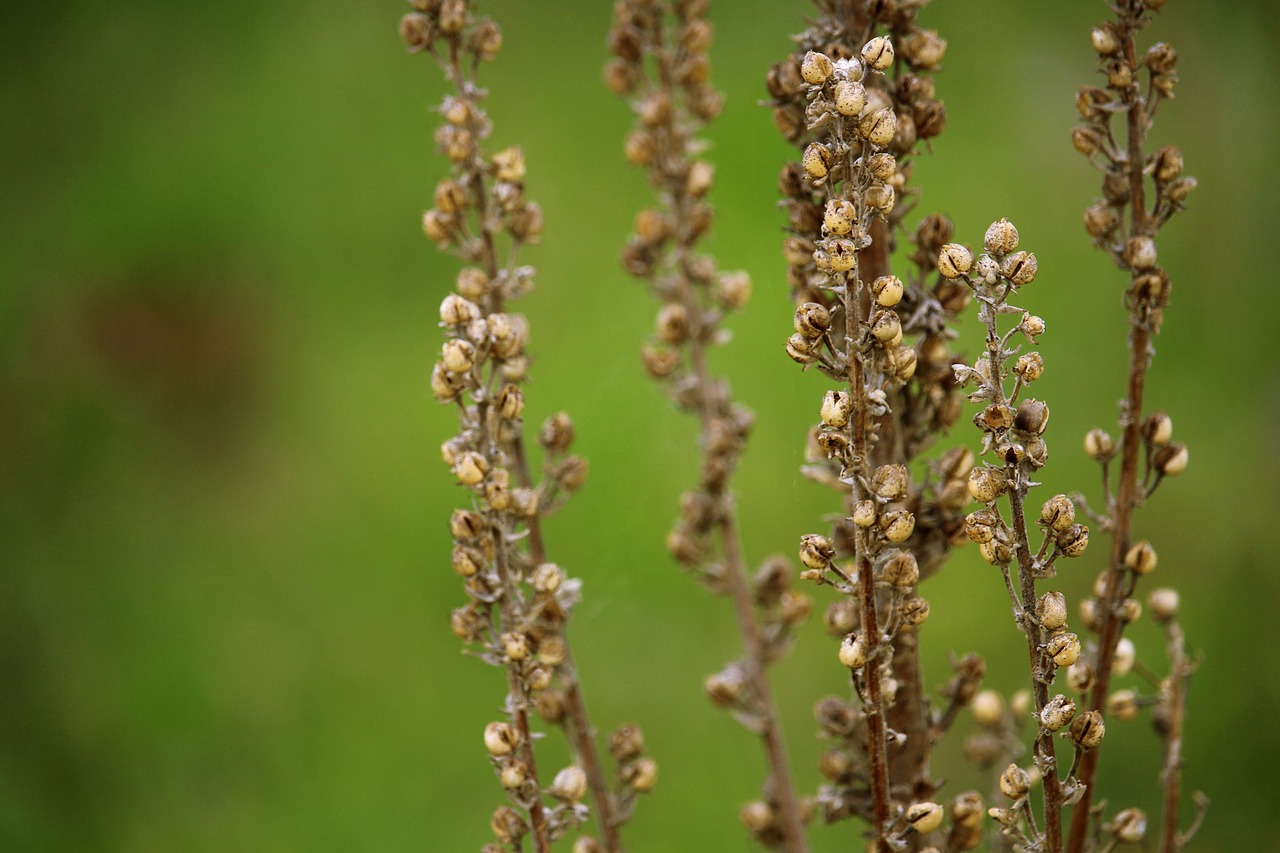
[403, 0, 1203, 851]
[403, 3, 652, 851]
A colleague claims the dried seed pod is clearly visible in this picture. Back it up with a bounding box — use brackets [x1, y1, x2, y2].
[799, 533, 834, 570]
[970, 690, 1004, 727]
[1148, 587, 1179, 622]
[800, 50, 834, 85]
[484, 721, 520, 756]
[906, 802, 944, 834]
[1040, 694, 1077, 731]
[1047, 631, 1081, 667]
[1055, 523, 1090, 557]
[862, 36, 894, 71]
[1071, 709, 1106, 749]
[999, 764, 1031, 800]
[1153, 442, 1188, 475]
[938, 243, 973, 278]
[1084, 428, 1115, 461]
[984, 218, 1020, 254]
[1108, 688, 1141, 721]
[1111, 808, 1148, 843]
[838, 632, 869, 669]
[1038, 591, 1068, 630]
[821, 390, 854, 428]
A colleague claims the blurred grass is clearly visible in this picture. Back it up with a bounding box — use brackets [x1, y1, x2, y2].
[1, 1, 1277, 850]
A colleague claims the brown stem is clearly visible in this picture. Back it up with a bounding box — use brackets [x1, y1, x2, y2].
[1158, 621, 1187, 853]
[848, 263, 892, 853]
[1067, 18, 1153, 849]
[1007, 484, 1063, 853]
[512, 435, 623, 852]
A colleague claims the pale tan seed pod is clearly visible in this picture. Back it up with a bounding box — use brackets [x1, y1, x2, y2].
[550, 765, 588, 801]
[873, 463, 910, 500]
[1125, 540, 1158, 577]
[1047, 632, 1081, 667]
[449, 508, 485, 541]
[853, 499, 877, 528]
[872, 275, 904, 307]
[866, 152, 896, 181]
[833, 79, 867, 116]
[794, 302, 832, 338]
[1015, 352, 1044, 382]
[454, 450, 488, 486]
[965, 510, 998, 544]
[705, 664, 745, 707]
[1037, 494, 1074, 533]
[1111, 808, 1148, 843]
[1078, 597, 1101, 631]
[1085, 428, 1116, 461]
[819, 749, 854, 782]
[823, 199, 855, 235]
[860, 108, 897, 147]
[824, 598, 858, 636]
[456, 266, 488, 299]
[862, 36, 894, 71]
[740, 800, 776, 834]
[1038, 591, 1068, 630]
[1124, 235, 1158, 270]
[573, 838, 602, 853]
[501, 631, 530, 661]
[1010, 688, 1033, 720]
[531, 562, 564, 594]
[826, 238, 857, 272]
[999, 764, 1031, 800]
[938, 243, 973, 278]
[904, 29, 947, 69]
[786, 333, 820, 365]
[1108, 689, 1141, 721]
[1142, 411, 1174, 446]
[971, 689, 1004, 727]
[984, 218, 1020, 254]
[1021, 313, 1047, 340]
[484, 721, 520, 756]
[890, 346, 917, 383]
[422, 209, 456, 243]
[1067, 660, 1095, 694]
[1003, 251, 1039, 286]
[1148, 587, 1180, 622]
[881, 509, 915, 543]
[716, 270, 752, 310]
[870, 309, 902, 345]
[1056, 523, 1090, 557]
[440, 293, 481, 326]
[866, 182, 896, 214]
[968, 466, 1007, 503]
[951, 791, 986, 830]
[838, 632, 869, 669]
[1071, 709, 1106, 749]
[608, 724, 645, 761]
[803, 142, 833, 179]
[1112, 637, 1136, 676]
[799, 533, 834, 570]
[452, 543, 483, 577]
[1153, 442, 1188, 476]
[901, 596, 930, 626]
[626, 756, 658, 792]
[800, 50, 834, 85]
[1040, 694, 1077, 732]
[490, 805, 526, 843]
[821, 390, 854, 429]
[431, 362, 459, 402]
[906, 802, 944, 834]
[656, 302, 690, 344]
[882, 550, 920, 587]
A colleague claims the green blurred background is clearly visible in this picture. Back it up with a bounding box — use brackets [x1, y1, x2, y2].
[2, 1, 1277, 850]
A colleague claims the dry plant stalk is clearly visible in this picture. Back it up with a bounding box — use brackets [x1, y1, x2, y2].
[402, 0, 1203, 850]
[402, 2, 652, 851]
[607, 2, 810, 851]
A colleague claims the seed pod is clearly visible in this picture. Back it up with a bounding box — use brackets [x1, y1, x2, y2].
[1040, 694, 1077, 731]
[1148, 587, 1179, 622]
[1056, 523, 1090, 558]
[1038, 591, 1068, 629]
[1153, 442, 1188, 475]
[901, 596, 930, 626]
[803, 143, 833, 179]
[871, 274, 904, 307]
[999, 764, 1031, 800]
[1112, 637, 1136, 676]
[1014, 398, 1050, 435]
[970, 690, 1004, 727]
[838, 632, 869, 669]
[1067, 660, 1095, 694]
[786, 333, 820, 365]
[1071, 709, 1106, 749]
[626, 756, 658, 792]
[984, 218, 1020, 254]
[550, 766, 588, 802]
[859, 108, 897, 147]
[1047, 632, 1081, 667]
[799, 533, 834, 570]
[938, 243, 973, 278]
[484, 721, 520, 756]
[882, 550, 920, 587]
[800, 50, 834, 85]
[819, 749, 854, 782]
[834, 79, 867, 116]
[872, 464, 910, 500]
[965, 510, 999, 544]
[881, 508, 915, 543]
[1111, 808, 1148, 843]
[491, 805, 526, 843]
[740, 800, 776, 834]
[968, 467, 1007, 503]
[1142, 411, 1174, 445]
[1084, 428, 1115, 461]
[821, 390, 854, 429]
[906, 802, 944, 834]
[1125, 540, 1158, 575]
[1015, 352, 1044, 382]
[862, 36, 894, 71]
[609, 724, 645, 761]
[1108, 689, 1140, 721]
[1003, 251, 1038, 286]
[853, 499, 877, 528]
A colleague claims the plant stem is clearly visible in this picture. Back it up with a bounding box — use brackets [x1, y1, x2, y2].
[1158, 621, 1187, 853]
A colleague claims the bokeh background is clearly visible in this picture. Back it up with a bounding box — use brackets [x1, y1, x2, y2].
[3, 1, 1278, 850]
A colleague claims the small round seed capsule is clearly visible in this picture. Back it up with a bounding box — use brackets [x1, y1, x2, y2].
[1153, 442, 1188, 476]
[1147, 587, 1179, 622]
[484, 721, 519, 756]
[627, 757, 658, 792]
[853, 499, 877, 528]
[1040, 694, 1077, 731]
[799, 533, 834, 570]
[873, 463, 910, 500]
[950, 791, 986, 830]
[1142, 411, 1173, 446]
[838, 632, 869, 669]
[1056, 523, 1090, 558]
[454, 451, 489, 486]
[867, 153, 896, 181]
[740, 800, 776, 834]
[1047, 632, 1081, 667]
[1015, 352, 1044, 382]
[882, 550, 920, 587]
[872, 275, 904, 307]
[901, 596, 930, 626]
[906, 802, 944, 834]
[938, 243, 973, 278]
[786, 333, 820, 365]
[794, 302, 832, 338]
[1070, 709, 1106, 749]
[970, 690, 1004, 727]
[1111, 808, 1147, 843]
[803, 143, 833, 179]
[859, 108, 898, 147]
[964, 510, 999, 544]
[800, 50, 834, 85]
[870, 309, 903, 345]
[1124, 235, 1158, 271]
[834, 79, 867, 116]
[1108, 689, 1140, 721]
[1125, 540, 1157, 575]
[1040, 494, 1075, 533]
[862, 36, 895, 71]
[1037, 591, 1068, 630]
[550, 765, 588, 802]
[824, 599, 858, 636]
[1112, 637, 1136, 676]
[824, 199, 856, 235]
[1067, 660, 1095, 694]
[968, 467, 1007, 503]
[1003, 251, 1038, 286]
[501, 631, 530, 661]
[881, 509, 915, 543]
[999, 764, 1031, 800]
[984, 218, 1020, 254]
[821, 390, 854, 429]
[1085, 428, 1116, 461]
